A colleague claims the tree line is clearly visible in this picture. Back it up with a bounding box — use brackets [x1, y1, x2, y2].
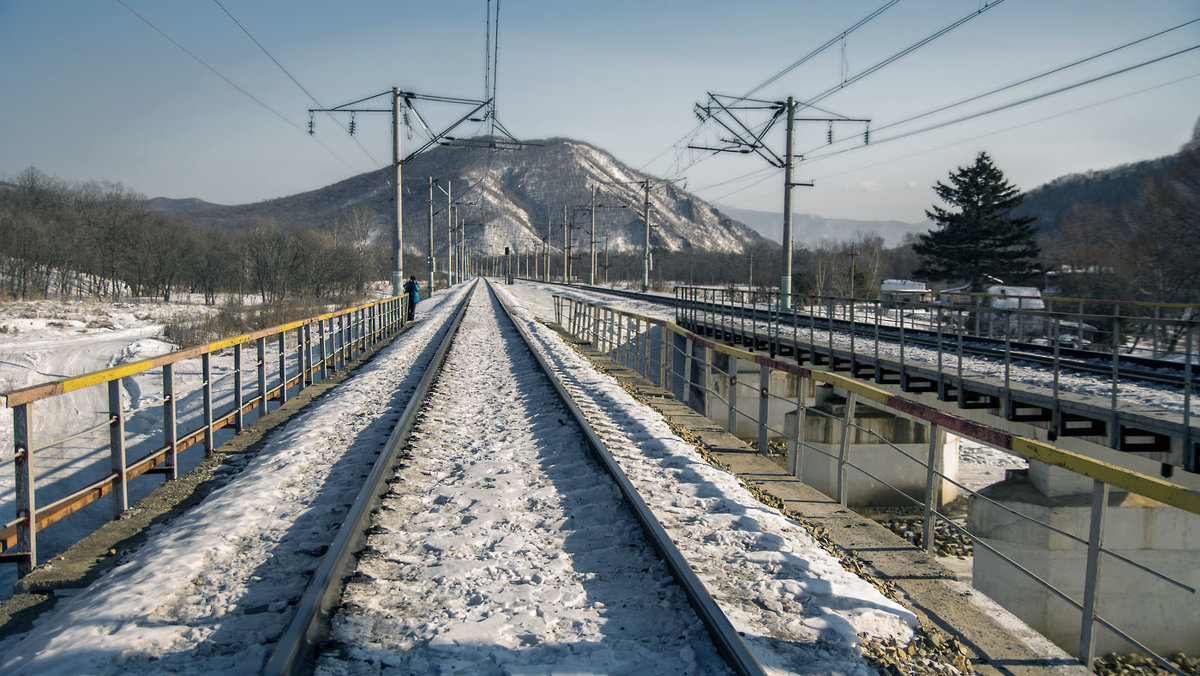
[0, 168, 389, 304]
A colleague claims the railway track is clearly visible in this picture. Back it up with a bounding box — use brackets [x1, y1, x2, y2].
[546, 282, 1194, 389]
[267, 281, 764, 675]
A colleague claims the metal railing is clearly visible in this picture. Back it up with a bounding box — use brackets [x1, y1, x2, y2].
[555, 293, 1200, 674]
[1, 294, 408, 576]
[673, 285, 1197, 468]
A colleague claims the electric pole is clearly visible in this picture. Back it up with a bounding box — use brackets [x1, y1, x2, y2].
[589, 185, 598, 286]
[642, 181, 651, 293]
[562, 205, 569, 284]
[781, 96, 795, 309]
[427, 177, 435, 294]
[446, 181, 454, 286]
[308, 88, 490, 297]
[691, 92, 866, 309]
[544, 217, 551, 283]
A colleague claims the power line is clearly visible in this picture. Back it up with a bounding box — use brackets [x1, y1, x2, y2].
[741, 0, 902, 100]
[116, 0, 358, 173]
[211, 0, 380, 167]
[798, 17, 1200, 159]
[810, 71, 1200, 183]
[801, 44, 1200, 165]
[796, 0, 1010, 110]
[640, 1, 901, 178]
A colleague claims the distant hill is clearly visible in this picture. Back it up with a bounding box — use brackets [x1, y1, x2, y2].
[146, 196, 227, 214]
[1015, 118, 1199, 232]
[1013, 156, 1175, 232]
[717, 205, 929, 247]
[148, 138, 768, 257]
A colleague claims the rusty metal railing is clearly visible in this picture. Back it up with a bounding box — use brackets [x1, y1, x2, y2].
[1, 294, 407, 577]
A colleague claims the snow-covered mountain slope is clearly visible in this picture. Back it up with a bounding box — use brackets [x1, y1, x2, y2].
[149, 138, 769, 257]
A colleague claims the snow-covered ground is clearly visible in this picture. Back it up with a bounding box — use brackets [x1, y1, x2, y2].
[0, 286, 469, 673]
[0, 282, 921, 674]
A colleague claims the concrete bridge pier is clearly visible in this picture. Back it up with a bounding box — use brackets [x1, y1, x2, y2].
[705, 355, 960, 508]
[968, 463, 1200, 658]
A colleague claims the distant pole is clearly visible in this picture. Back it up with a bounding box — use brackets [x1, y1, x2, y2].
[604, 235, 610, 285]
[427, 177, 435, 294]
[391, 87, 404, 297]
[544, 217, 551, 283]
[641, 181, 651, 293]
[446, 181, 454, 286]
[589, 185, 597, 286]
[562, 206, 569, 284]
[780, 95, 795, 310]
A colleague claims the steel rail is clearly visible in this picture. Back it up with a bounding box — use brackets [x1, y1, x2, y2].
[532, 280, 1194, 385]
[264, 283, 475, 675]
[491, 281, 767, 676]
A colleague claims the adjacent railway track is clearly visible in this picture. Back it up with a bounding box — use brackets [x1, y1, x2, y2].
[546, 281, 1195, 389]
[265, 280, 765, 675]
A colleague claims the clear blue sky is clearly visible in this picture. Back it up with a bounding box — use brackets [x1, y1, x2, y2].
[2, 0, 1197, 223]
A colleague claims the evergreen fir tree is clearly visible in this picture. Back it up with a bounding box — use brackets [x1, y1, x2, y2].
[913, 152, 1040, 284]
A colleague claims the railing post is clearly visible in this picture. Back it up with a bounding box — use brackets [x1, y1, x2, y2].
[727, 354, 738, 435]
[256, 337, 267, 416]
[277, 330, 289, 404]
[317, 320, 328, 381]
[1079, 479, 1110, 667]
[757, 362, 770, 456]
[787, 378, 806, 479]
[635, 318, 643, 376]
[163, 364, 178, 481]
[202, 353, 214, 457]
[684, 337, 696, 410]
[14, 403, 36, 575]
[836, 392, 859, 507]
[659, 324, 668, 388]
[922, 423, 943, 556]
[297, 326, 308, 390]
[109, 379, 128, 517]
[234, 345, 244, 432]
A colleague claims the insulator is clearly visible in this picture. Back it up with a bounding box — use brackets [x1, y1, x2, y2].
[827, 122, 833, 145]
[349, 112, 356, 136]
[864, 128, 870, 145]
[308, 112, 315, 136]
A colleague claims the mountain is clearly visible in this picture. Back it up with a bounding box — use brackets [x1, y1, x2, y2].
[150, 138, 768, 256]
[1013, 156, 1175, 232]
[1015, 118, 1200, 232]
[147, 196, 227, 214]
[717, 205, 929, 247]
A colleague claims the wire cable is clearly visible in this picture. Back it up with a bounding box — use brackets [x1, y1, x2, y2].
[741, 0, 902, 100]
[211, 0, 381, 167]
[801, 44, 1200, 165]
[117, 0, 358, 173]
[797, 0, 1010, 110]
[809, 71, 1200, 182]
[799, 17, 1200, 159]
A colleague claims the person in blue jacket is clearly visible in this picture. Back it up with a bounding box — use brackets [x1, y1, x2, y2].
[403, 275, 420, 321]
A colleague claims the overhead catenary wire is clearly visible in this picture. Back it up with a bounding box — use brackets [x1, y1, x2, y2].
[794, 0, 1011, 111]
[799, 44, 1200, 166]
[639, 0, 902, 179]
[211, 0, 381, 167]
[798, 16, 1200, 159]
[740, 0, 903, 100]
[116, 0, 359, 173]
[808, 71, 1200, 185]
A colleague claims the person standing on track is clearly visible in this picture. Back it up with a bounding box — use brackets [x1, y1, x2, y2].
[403, 275, 420, 322]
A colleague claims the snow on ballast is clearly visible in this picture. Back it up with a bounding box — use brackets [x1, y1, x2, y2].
[315, 284, 731, 674]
